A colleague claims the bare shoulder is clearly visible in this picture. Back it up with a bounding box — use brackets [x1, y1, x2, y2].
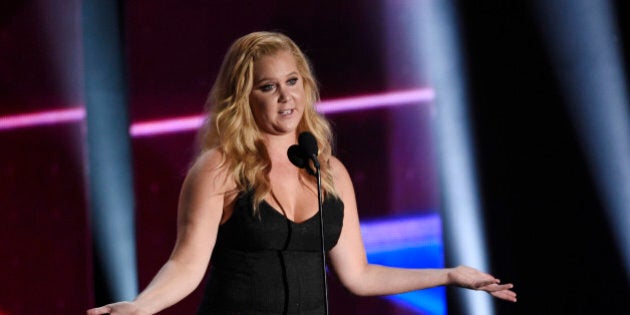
[328, 156, 354, 199]
[328, 156, 350, 180]
[186, 149, 235, 195]
[191, 148, 225, 171]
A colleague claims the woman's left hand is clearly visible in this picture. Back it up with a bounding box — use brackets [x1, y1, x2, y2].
[448, 265, 517, 302]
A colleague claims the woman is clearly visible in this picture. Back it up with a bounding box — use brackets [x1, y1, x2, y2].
[87, 31, 516, 315]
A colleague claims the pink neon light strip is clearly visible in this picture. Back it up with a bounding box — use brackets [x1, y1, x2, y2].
[130, 115, 205, 137]
[0, 107, 85, 131]
[0, 88, 434, 136]
[317, 88, 434, 114]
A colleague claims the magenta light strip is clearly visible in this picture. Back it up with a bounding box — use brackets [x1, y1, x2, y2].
[129, 88, 434, 137]
[317, 88, 434, 114]
[0, 88, 434, 135]
[0, 107, 85, 131]
[130, 115, 205, 137]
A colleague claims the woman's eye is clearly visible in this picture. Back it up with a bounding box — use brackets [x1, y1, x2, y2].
[287, 78, 298, 86]
[260, 84, 274, 92]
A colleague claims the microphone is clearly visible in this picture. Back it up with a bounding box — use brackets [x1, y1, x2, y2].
[298, 131, 320, 169]
[287, 144, 314, 176]
[287, 132, 319, 175]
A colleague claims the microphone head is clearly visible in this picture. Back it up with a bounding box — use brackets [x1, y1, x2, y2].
[287, 144, 307, 168]
[298, 132, 318, 157]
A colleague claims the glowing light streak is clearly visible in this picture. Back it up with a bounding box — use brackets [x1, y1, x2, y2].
[0, 108, 85, 130]
[412, 0, 493, 313]
[535, 0, 630, 279]
[317, 88, 434, 114]
[130, 115, 205, 137]
[0, 88, 434, 135]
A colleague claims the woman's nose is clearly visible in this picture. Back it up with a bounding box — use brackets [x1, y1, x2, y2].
[278, 85, 290, 102]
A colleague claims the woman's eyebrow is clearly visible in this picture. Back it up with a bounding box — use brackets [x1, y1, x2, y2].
[254, 71, 299, 84]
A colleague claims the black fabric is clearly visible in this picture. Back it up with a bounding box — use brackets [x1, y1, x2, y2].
[197, 190, 344, 315]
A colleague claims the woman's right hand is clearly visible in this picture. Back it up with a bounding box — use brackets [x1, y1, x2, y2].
[86, 301, 149, 315]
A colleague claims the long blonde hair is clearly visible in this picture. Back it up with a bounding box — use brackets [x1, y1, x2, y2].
[198, 31, 336, 213]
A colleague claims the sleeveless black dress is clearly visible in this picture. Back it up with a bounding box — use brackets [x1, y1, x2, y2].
[196, 190, 345, 315]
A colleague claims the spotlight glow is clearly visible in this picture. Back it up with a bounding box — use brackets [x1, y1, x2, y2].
[535, 0, 630, 279]
[414, 0, 494, 313]
[83, 0, 137, 301]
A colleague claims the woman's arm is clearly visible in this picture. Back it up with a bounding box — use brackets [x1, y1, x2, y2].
[327, 157, 516, 302]
[87, 149, 235, 315]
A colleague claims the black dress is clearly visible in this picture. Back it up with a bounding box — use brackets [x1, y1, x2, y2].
[196, 190, 345, 315]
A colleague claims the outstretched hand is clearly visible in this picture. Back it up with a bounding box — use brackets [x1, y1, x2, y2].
[86, 301, 149, 315]
[448, 265, 517, 302]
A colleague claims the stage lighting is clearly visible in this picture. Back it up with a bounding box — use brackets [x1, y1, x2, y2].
[412, 1, 494, 314]
[534, 0, 630, 281]
[83, 0, 138, 301]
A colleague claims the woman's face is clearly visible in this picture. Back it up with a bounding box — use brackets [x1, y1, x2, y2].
[249, 50, 306, 136]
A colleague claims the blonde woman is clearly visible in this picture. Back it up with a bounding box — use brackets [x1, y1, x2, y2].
[87, 31, 516, 315]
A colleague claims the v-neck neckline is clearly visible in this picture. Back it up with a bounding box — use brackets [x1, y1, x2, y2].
[261, 199, 320, 225]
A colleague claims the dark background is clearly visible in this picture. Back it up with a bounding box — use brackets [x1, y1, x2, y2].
[456, 1, 630, 314]
[1, 0, 629, 314]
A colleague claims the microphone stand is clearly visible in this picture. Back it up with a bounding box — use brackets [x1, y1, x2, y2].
[313, 163, 328, 315]
[288, 132, 328, 315]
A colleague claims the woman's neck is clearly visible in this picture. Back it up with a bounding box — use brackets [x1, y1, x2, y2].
[261, 132, 298, 164]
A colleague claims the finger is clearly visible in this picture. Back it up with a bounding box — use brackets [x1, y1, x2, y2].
[473, 279, 500, 289]
[490, 283, 514, 292]
[478, 282, 513, 291]
[491, 290, 518, 302]
[493, 288, 516, 297]
[87, 306, 112, 315]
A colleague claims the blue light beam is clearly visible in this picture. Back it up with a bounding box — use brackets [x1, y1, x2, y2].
[83, 0, 138, 301]
[534, 0, 630, 280]
[417, 1, 494, 314]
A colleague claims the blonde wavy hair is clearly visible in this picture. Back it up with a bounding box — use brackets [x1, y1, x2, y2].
[197, 31, 336, 213]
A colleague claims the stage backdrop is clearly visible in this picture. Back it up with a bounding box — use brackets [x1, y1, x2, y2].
[126, 1, 440, 314]
[0, 1, 441, 314]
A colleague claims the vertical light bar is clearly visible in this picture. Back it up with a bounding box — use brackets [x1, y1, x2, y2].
[534, 0, 630, 280]
[83, 0, 138, 301]
[382, 1, 446, 313]
[419, 1, 494, 314]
